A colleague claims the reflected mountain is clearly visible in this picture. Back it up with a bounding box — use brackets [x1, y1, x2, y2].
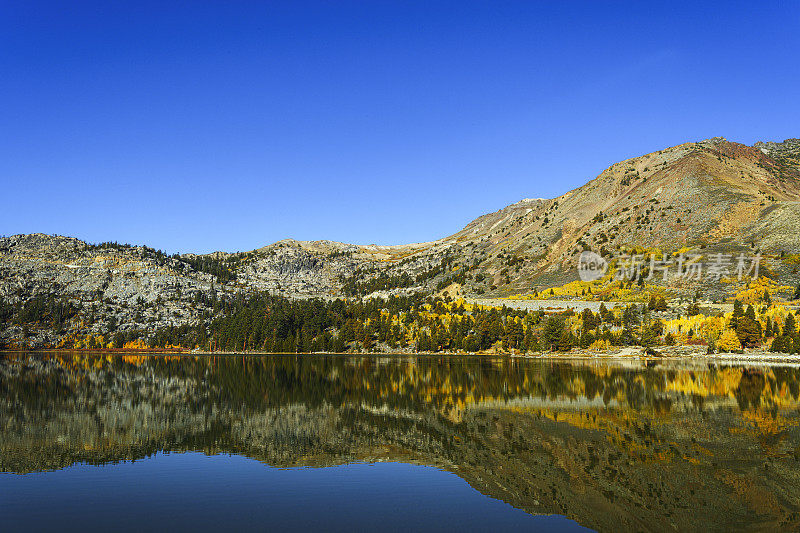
[3, 353, 800, 531]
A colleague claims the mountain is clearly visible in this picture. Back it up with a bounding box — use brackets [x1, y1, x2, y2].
[441, 136, 800, 291]
[2, 137, 800, 347]
[224, 136, 800, 297]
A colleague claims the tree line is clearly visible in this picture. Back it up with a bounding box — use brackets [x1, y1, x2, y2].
[4, 285, 800, 355]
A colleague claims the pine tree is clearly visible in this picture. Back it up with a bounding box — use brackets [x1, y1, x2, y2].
[543, 316, 565, 351]
[503, 319, 524, 351]
[623, 305, 640, 327]
[736, 316, 762, 348]
[730, 299, 744, 330]
[579, 330, 597, 348]
[599, 302, 612, 323]
[770, 336, 787, 353]
[557, 330, 575, 352]
[786, 314, 797, 337]
[581, 308, 599, 331]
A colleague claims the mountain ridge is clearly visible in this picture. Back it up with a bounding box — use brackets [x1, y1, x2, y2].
[3, 136, 800, 348]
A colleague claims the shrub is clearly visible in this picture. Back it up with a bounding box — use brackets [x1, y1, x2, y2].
[717, 329, 742, 352]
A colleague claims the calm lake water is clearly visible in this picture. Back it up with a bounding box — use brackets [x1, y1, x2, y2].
[2, 354, 800, 531]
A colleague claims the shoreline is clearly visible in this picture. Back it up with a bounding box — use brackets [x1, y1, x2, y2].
[3, 348, 800, 366]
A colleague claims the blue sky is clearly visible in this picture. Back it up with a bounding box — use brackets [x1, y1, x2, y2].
[2, 1, 798, 253]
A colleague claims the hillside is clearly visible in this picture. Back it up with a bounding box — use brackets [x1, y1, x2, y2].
[238, 136, 800, 299]
[2, 136, 800, 348]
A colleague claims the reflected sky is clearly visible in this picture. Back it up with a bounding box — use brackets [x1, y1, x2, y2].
[1, 452, 586, 532]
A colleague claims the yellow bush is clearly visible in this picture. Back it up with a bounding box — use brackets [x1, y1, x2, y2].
[732, 277, 791, 305]
[697, 315, 727, 344]
[74, 334, 105, 350]
[123, 339, 149, 350]
[717, 329, 742, 352]
[589, 339, 610, 351]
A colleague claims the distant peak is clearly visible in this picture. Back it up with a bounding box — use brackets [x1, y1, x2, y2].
[698, 136, 727, 145]
[512, 198, 546, 206]
[753, 138, 800, 155]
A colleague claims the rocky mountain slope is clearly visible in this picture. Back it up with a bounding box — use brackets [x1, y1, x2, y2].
[2, 137, 799, 346]
[441, 136, 800, 293]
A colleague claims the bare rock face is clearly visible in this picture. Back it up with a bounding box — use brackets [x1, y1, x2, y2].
[754, 138, 800, 160]
[2, 137, 800, 346]
[0, 234, 225, 346]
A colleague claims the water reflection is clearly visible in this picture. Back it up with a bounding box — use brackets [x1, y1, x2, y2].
[2, 353, 800, 531]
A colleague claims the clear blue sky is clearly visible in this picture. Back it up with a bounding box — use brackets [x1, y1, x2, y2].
[2, 1, 798, 253]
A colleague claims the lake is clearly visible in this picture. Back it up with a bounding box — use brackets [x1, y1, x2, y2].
[2, 353, 799, 531]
